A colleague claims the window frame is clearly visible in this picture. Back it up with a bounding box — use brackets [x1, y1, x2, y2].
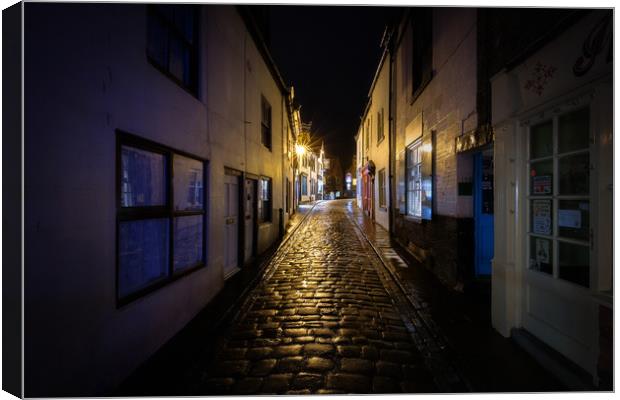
[116, 130, 207, 307]
[261, 95, 272, 151]
[146, 4, 199, 96]
[301, 174, 308, 196]
[525, 106, 593, 289]
[258, 176, 272, 223]
[378, 168, 387, 209]
[405, 139, 423, 219]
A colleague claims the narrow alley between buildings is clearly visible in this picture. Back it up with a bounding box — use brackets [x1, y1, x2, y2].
[117, 200, 564, 395]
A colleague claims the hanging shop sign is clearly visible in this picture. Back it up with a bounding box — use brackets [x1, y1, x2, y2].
[455, 124, 495, 153]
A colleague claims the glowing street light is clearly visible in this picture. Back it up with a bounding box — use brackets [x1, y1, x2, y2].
[295, 143, 307, 157]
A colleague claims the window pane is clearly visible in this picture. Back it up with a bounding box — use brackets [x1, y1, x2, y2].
[173, 155, 204, 211]
[173, 6, 195, 42]
[559, 108, 589, 154]
[169, 35, 189, 84]
[119, 219, 169, 297]
[147, 12, 168, 68]
[529, 159, 553, 196]
[529, 236, 553, 275]
[531, 199, 552, 236]
[529, 120, 553, 159]
[121, 146, 166, 207]
[559, 153, 589, 195]
[559, 241, 589, 288]
[558, 200, 589, 241]
[173, 215, 203, 271]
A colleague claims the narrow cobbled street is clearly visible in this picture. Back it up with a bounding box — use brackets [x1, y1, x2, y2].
[202, 200, 439, 394]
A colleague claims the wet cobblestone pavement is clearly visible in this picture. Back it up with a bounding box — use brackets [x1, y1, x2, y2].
[201, 201, 438, 394]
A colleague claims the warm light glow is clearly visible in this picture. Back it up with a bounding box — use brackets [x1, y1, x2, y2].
[421, 143, 433, 153]
[295, 143, 306, 156]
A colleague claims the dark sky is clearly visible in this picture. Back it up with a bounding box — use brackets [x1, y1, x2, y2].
[267, 5, 402, 169]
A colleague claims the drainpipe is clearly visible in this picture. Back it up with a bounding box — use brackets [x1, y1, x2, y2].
[387, 30, 395, 236]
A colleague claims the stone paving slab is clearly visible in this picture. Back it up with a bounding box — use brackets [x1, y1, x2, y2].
[200, 201, 438, 394]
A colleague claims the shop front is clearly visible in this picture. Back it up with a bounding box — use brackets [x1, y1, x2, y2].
[490, 10, 612, 386]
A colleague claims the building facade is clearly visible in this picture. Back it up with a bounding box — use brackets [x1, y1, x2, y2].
[25, 4, 297, 396]
[356, 7, 612, 388]
[392, 8, 480, 288]
[489, 9, 613, 387]
[358, 39, 391, 230]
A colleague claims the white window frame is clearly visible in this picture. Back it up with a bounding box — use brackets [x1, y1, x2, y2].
[525, 105, 593, 290]
[406, 139, 423, 218]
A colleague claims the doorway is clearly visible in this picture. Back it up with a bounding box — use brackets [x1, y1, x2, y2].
[223, 171, 242, 279]
[473, 149, 494, 276]
[244, 177, 258, 264]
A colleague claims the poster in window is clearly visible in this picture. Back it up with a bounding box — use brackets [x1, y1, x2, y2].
[532, 199, 552, 235]
[533, 175, 552, 195]
[558, 209, 582, 228]
[535, 237, 550, 265]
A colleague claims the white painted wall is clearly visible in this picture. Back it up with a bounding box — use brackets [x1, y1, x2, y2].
[25, 4, 289, 396]
[363, 55, 390, 230]
[491, 9, 613, 380]
[394, 8, 478, 217]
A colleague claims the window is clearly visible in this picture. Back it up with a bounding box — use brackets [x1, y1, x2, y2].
[147, 5, 198, 94]
[377, 108, 385, 144]
[406, 140, 422, 217]
[261, 96, 272, 150]
[527, 107, 591, 288]
[117, 132, 206, 305]
[406, 134, 433, 219]
[378, 168, 386, 208]
[412, 8, 433, 98]
[301, 174, 308, 196]
[258, 177, 272, 222]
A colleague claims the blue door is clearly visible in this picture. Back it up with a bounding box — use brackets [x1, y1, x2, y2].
[473, 151, 494, 276]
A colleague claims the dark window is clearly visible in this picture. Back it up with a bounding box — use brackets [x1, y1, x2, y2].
[261, 96, 272, 150]
[412, 8, 433, 98]
[147, 5, 198, 94]
[301, 174, 308, 196]
[377, 108, 385, 144]
[378, 168, 386, 208]
[258, 177, 272, 222]
[117, 132, 206, 305]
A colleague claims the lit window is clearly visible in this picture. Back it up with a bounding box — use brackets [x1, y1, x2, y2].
[406, 140, 422, 217]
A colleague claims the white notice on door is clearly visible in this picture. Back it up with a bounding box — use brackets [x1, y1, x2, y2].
[558, 209, 582, 228]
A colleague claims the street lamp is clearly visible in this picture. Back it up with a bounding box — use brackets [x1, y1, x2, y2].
[295, 143, 306, 157]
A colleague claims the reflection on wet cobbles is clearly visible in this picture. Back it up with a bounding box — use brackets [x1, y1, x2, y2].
[202, 202, 437, 394]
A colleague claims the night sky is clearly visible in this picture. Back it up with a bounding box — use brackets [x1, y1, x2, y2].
[267, 5, 403, 170]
